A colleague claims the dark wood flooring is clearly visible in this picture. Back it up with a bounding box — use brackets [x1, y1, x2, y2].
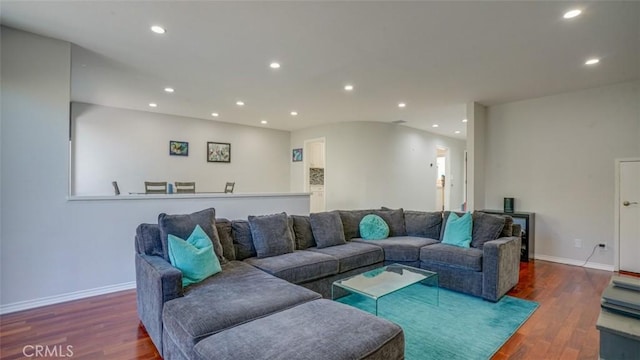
[0, 260, 626, 359]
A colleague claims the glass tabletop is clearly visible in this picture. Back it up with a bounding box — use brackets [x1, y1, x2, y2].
[333, 264, 438, 300]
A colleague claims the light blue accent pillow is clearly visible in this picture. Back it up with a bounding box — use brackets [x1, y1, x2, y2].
[168, 224, 222, 287]
[441, 212, 473, 248]
[359, 214, 390, 240]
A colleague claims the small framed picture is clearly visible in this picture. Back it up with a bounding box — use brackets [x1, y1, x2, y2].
[207, 142, 231, 163]
[169, 141, 189, 156]
[292, 148, 303, 162]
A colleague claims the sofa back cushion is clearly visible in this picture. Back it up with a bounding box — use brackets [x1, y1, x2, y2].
[339, 210, 373, 240]
[501, 216, 514, 237]
[158, 208, 227, 264]
[248, 212, 295, 258]
[471, 212, 506, 249]
[310, 211, 347, 248]
[215, 218, 236, 261]
[135, 223, 163, 257]
[374, 209, 407, 237]
[403, 210, 442, 239]
[232, 220, 256, 260]
[291, 215, 317, 249]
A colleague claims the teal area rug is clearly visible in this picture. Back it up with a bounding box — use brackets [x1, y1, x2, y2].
[336, 284, 538, 360]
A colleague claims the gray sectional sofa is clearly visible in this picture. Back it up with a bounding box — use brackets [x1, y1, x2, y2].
[135, 207, 521, 359]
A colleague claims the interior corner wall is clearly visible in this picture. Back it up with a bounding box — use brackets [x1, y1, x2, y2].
[465, 102, 487, 210]
[290, 122, 466, 211]
[71, 102, 290, 195]
[484, 81, 640, 266]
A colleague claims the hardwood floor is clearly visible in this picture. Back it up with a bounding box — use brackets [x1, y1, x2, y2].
[0, 260, 621, 359]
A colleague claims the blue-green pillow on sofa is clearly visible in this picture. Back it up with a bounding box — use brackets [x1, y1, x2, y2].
[359, 214, 389, 240]
[441, 212, 472, 248]
[168, 224, 222, 287]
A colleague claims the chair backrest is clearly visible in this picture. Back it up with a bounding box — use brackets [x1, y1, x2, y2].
[144, 181, 167, 194]
[175, 181, 196, 193]
[224, 182, 235, 193]
[112, 181, 120, 195]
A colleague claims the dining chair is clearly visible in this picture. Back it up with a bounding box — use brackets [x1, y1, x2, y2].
[175, 181, 196, 193]
[112, 181, 120, 195]
[144, 181, 167, 194]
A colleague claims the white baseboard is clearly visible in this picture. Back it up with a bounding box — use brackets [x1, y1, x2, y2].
[0, 281, 136, 315]
[534, 254, 614, 272]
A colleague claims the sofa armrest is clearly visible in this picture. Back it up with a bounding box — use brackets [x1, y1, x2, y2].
[135, 253, 183, 356]
[481, 236, 521, 302]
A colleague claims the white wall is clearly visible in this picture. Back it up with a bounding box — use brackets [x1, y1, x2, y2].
[466, 102, 487, 210]
[0, 28, 309, 312]
[291, 121, 466, 211]
[484, 81, 640, 267]
[72, 102, 290, 195]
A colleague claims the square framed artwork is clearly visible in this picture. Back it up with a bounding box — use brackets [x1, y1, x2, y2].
[207, 142, 231, 163]
[292, 148, 303, 162]
[169, 140, 189, 156]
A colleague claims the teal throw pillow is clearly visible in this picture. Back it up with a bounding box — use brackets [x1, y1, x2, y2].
[168, 224, 222, 287]
[441, 212, 473, 248]
[359, 214, 389, 240]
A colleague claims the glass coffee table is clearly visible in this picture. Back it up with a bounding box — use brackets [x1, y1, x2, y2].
[332, 264, 438, 315]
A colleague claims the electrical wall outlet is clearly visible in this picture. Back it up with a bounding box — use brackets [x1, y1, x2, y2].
[574, 239, 583, 248]
[598, 243, 608, 251]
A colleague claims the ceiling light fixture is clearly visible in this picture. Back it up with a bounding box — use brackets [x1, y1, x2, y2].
[462, 119, 468, 123]
[290, 111, 298, 116]
[344, 84, 354, 91]
[270, 62, 281, 69]
[211, 112, 219, 117]
[236, 100, 245, 106]
[261, 120, 268, 124]
[398, 103, 406, 108]
[585, 58, 600, 65]
[150, 25, 166, 34]
[563, 9, 582, 19]
[432, 124, 439, 128]
[149, 103, 158, 108]
[454, 130, 461, 134]
[164, 87, 174, 93]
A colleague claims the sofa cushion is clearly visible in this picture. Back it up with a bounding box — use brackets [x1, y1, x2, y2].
[403, 210, 442, 239]
[168, 225, 222, 287]
[471, 212, 506, 249]
[359, 214, 389, 240]
[244, 250, 339, 284]
[158, 208, 226, 264]
[339, 210, 373, 240]
[419, 243, 483, 271]
[162, 261, 321, 360]
[248, 212, 295, 258]
[231, 220, 256, 260]
[310, 211, 347, 248]
[501, 216, 514, 237]
[135, 223, 163, 257]
[192, 299, 404, 360]
[215, 218, 236, 261]
[309, 242, 384, 273]
[291, 215, 317, 249]
[442, 212, 472, 248]
[353, 236, 439, 262]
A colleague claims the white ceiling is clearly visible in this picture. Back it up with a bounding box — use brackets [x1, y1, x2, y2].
[1, 1, 638, 139]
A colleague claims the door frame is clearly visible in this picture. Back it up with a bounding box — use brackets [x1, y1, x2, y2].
[303, 137, 326, 212]
[614, 157, 640, 271]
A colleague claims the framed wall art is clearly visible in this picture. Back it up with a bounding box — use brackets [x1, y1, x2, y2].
[169, 140, 189, 156]
[207, 142, 231, 163]
[292, 148, 303, 162]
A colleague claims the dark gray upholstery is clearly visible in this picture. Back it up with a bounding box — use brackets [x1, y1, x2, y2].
[482, 237, 521, 302]
[309, 242, 384, 272]
[373, 209, 407, 237]
[501, 216, 514, 237]
[471, 212, 506, 249]
[419, 261, 484, 297]
[244, 250, 339, 284]
[404, 210, 442, 239]
[290, 215, 316, 249]
[136, 224, 163, 258]
[248, 212, 295, 258]
[310, 211, 346, 248]
[231, 220, 255, 260]
[193, 299, 404, 360]
[158, 208, 227, 264]
[353, 236, 438, 262]
[215, 218, 236, 261]
[419, 243, 483, 271]
[339, 210, 372, 240]
[300, 263, 382, 299]
[162, 261, 321, 360]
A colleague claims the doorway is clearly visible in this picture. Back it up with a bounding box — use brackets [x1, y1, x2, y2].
[435, 147, 449, 211]
[304, 138, 326, 213]
[616, 159, 640, 273]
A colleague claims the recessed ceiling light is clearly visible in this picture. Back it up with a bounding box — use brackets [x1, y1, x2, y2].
[290, 111, 298, 116]
[585, 58, 600, 65]
[260, 120, 268, 124]
[462, 119, 468, 123]
[432, 124, 439, 128]
[344, 84, 354, 91]
[211, 112, 219, 117]
[563, 9, 582, 19]
[270, 62, 281, 69]
[398, 103, 406, 108]
[149, 103, 158, 108]
[236, 100, 245, 106]
[150, 25, 166, 34]
[454, 130, 461, 134]
[164, 87, 174, 93]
